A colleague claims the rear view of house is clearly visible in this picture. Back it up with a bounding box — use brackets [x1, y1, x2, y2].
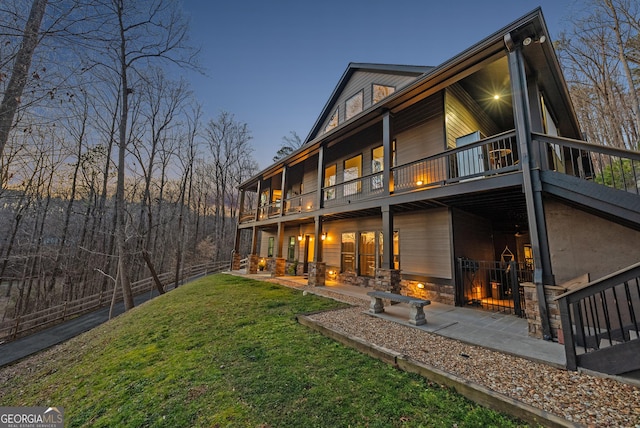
[233, 8, 640, 376]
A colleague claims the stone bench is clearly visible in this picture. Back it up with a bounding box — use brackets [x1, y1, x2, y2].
[367, 291, 431, 326]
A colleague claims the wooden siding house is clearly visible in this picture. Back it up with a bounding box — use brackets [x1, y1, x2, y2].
[233, 8, 640, 372]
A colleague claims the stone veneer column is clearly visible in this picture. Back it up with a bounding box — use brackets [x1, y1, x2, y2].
[248, 254, 260, 274]
[232, 252, 241, 271]
[272, 257, 286, 277]
[308, 262, 326, 287]
[375, 268, 401, 294]
[521, 282, 566, 341]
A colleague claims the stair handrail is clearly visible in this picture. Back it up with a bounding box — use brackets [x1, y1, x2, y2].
[556, 261, 640, 371]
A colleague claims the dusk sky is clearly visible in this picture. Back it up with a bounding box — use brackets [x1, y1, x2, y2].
[181, 0, 577, 169]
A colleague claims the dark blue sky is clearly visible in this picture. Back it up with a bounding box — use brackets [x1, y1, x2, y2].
[182, 0, 575, 168]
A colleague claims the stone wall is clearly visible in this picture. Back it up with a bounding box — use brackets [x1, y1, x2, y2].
[272, 258, 285, 277]
[374, 269, 401, 294]
[521, 282, 567, 341]
[401, 279, 455, 305]
[232, 252, 241, 271]
[308, 262, 326, 287]
[337, 271, 376, 288]
[248, 254, 260, 274]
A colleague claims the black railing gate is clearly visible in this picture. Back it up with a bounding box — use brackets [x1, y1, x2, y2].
[456, 258, 529, 317]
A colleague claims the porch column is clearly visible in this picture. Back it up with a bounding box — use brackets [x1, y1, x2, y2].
[316, 145, 325, 209]
[254, 180, 262, 222]
[232, 225, 242, 271]
[279, 165, 287, 217]
[250, 226, 259, 255]
[382, 110, 394, 195]
[313, 215, 323, 262]
[308, 215, 325, 287]
[381, 204, 394, 270]
[273, 222, 285, 277]
[506, 33, 553, 339]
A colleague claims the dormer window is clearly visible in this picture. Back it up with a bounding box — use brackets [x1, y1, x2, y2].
[345, 90, 363, 120]
[373, 84, 395, 104]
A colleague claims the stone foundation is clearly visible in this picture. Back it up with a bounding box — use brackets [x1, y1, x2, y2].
[521, 282, 567, 340]
[308, 262, 326, 287]
[374, 269, 401, 294]
[248, 254, 260, 274]
[337, 271, 376, 288]
[400, 279, 455, 305]
[271, 258, 286, 277]
[232, 253, 241, 271]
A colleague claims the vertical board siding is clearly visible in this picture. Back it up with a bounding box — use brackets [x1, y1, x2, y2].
[445, 83, 500, 148]
[316, 70, 421, 138]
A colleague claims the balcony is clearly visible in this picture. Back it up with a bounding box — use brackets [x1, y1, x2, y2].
[239, 131, 520, 224]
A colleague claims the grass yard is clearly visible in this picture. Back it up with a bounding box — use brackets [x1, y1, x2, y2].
[0, 274, 527, 427]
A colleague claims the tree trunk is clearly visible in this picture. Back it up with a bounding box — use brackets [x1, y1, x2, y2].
[0, 0, 48, 168]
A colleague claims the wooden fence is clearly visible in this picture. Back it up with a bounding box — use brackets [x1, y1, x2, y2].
[0, 260, 230, 343]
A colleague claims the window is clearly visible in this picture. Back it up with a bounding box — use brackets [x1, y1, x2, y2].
[343, 154, 362, 196]
[324, 164, 337, 200]
[325, 109, 338, 133]
[341, 232, 356, 273]
[372, 84, 395, 104]
[288, 236, 296, 261]
[359, 232, 376, 277]
[371, 146, 384, 190]
[267, 237, 275, 257]
[345, 90, 363, 120]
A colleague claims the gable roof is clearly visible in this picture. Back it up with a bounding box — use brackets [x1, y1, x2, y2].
[303, 63, 433, 144]
[241, 8, 581, 189]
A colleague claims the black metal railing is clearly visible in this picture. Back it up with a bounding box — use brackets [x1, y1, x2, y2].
[283, 190, 317, 215]
[456, 258, 529, 317]
[533, 133, 640, 195]
[556, 262, 640, 374]
[393, 130, 519, 192]
[322, 171, 385, 207]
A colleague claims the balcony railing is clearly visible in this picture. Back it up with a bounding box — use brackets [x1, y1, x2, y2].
[283, 191, 317, 214]
[322, 171, 385, 207]
[533, 133, 640, 194]
[240, 130, 519, 223]
[393, 130, 519, 192]
[557, 262, 640, 375]
[258, 201, 281, 220]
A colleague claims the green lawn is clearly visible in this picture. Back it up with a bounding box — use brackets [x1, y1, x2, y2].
[1, 274, 527, 427]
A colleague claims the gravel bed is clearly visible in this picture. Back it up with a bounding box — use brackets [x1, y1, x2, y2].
[301, 285, 640, 428]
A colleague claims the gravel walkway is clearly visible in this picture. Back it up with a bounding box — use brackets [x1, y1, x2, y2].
[299, 285, 640, 428]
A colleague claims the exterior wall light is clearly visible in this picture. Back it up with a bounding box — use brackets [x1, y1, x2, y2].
[321, 232, 327, 241]
[298, 235, 303, 241]
[417, 283, 425, 289]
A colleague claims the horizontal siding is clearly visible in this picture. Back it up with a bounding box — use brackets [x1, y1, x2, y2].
[324, 125, 384, 182]
[321, 217, 382, 268]
[302, 157, 318, 193]
[396, 209, 452, 279]
[395, 93, 445, 165]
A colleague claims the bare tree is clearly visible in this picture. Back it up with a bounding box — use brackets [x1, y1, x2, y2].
[204, 112, 253, 261]
[0, 0, 48, 172]
[272, 130, 303, 162]
[558, 0, 640, 149]
[81, 0, 199, 311]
